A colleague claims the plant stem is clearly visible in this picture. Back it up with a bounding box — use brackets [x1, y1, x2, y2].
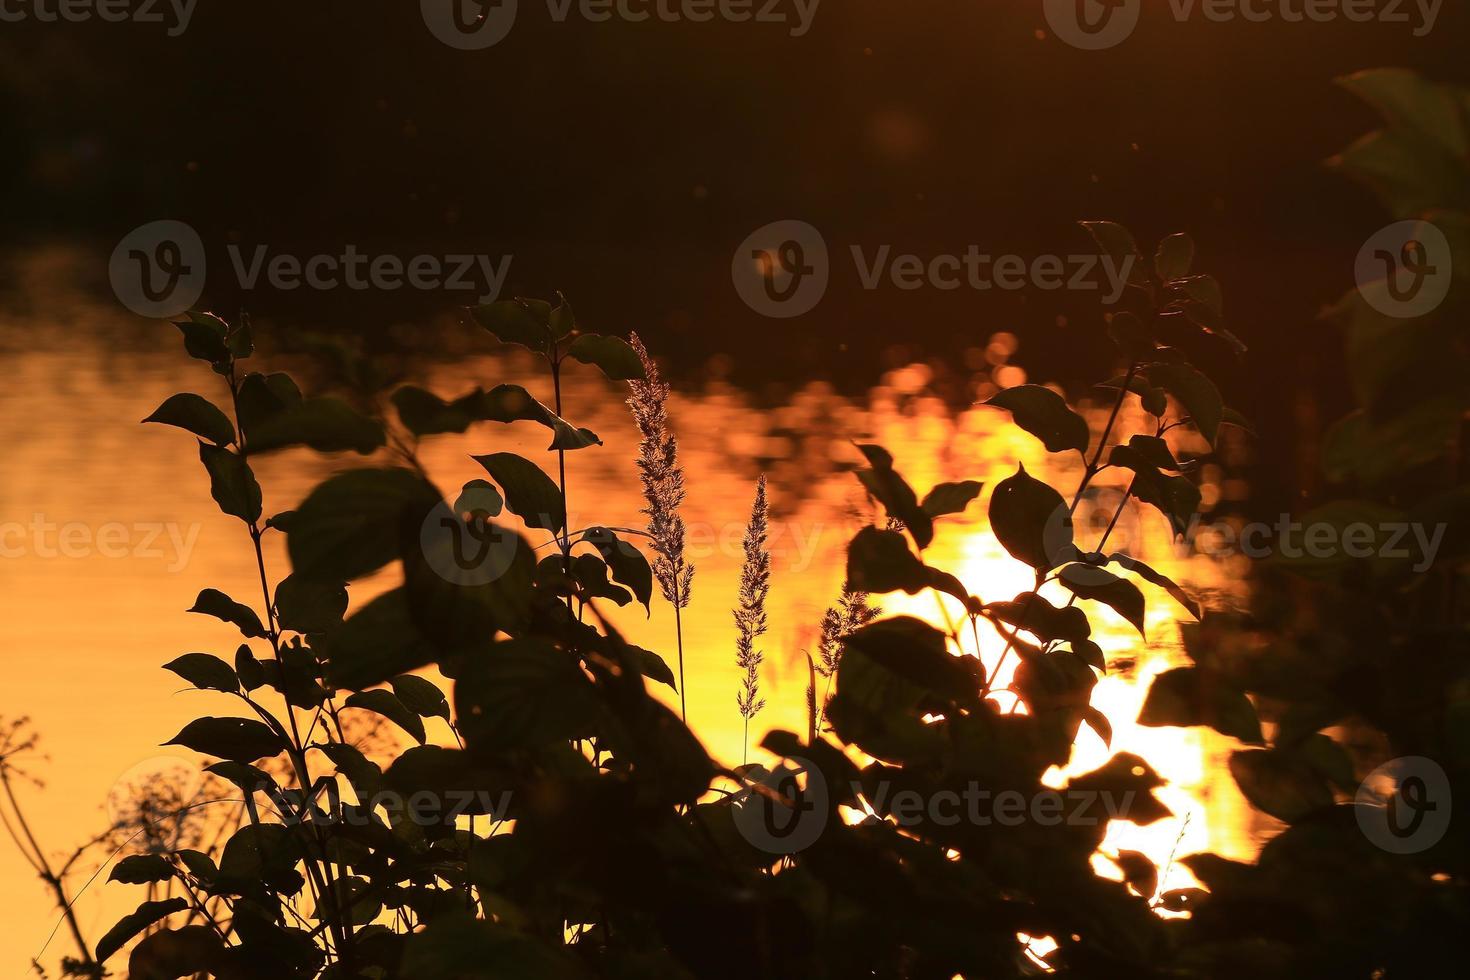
[674, 594, 688, 723]
[1, 772, 95, 969]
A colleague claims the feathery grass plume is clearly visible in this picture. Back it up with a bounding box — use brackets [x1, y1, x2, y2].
[813, 584, 880, 732]
[735, 475, 771, 762]
[627, 332, 695, 720]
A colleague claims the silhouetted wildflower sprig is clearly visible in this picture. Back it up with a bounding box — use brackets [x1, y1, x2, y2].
[628, 332, 695, 719]
[735, 475, 771, 761]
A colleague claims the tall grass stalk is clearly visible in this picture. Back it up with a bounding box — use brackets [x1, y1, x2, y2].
[734, 475, 770, 764]
[627, 333, 695, 721]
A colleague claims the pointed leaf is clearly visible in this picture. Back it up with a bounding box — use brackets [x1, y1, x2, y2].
[95, 898, 189, 964]
[472, 453, 566, 532]
[144, 393, 235, 446]
[187, 588, 267, 638]
[163, 652, 239, 692]
[1059, 564, 1146, 636]
[920, 480, 984, 518]
[566, 334, 646, 380]
[984, 385, 1089, 454]
[165, 716, 285, 762]
[988, 464, 1073, 570]
[198, 443, 262, 523]
[344, 689, 428, 745]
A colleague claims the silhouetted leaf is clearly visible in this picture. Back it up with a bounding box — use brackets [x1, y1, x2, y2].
[1059, 564, 1146, 636]
[1099, 374, 1169, 417]
[1154, 232, 1194, 281]
[165, 716, 285, 762]
[1109, 449, 1201, 538]
[985, 592, 1091, 644]
[95, 898, 189, 964]
[287, 468, 440, 582]
[218, 823, 306, 895]
[274, 574, 348, 633]
[245, 397, 385, 454]
[236, 371, 303, 427]
[313, 742, 382, 800]
[626, 644, 677, 689]
[390, 673, 451, 721]
[1079, 220, 1148, 286]
[382, 745, 511, 816]
[570, 553, 633, 605]
[234, 644, 265, 690]
[472, 452, 566, 532]
[580, 527, 653, 611]
[566, 334, 646, 380]
[1143, 362, 1223, 446]
[163, 652, 239, 692]
[472, 299, 556, 355]
[1107, 312, 1155, 361]
[846, 526, 974, 610]
[1083, 705, 1113, 747]
[920, 480, 984, 518]
[129, 925, 225, 980]
[454, 479, 505, 519]
[1115, 849, 1158, 898]
[1229, 748, 1334, 823]
[314, 875, 381, 927]
[1109, 553, 1200, 619]
[988, 464, 1072, 570]
[854, 443, 934, 548]
[455, 638, 600, 751]
[345, 688, 428, 745]
[1139, 666, 1263, 744]
[1067, 752, 1172, 825]
[187, 588, 267, 638]
[393, 384, 600, 449]
[110, 854, 175, 885]
[1123, 434, 1179, 472]
[144, 393, 235, 446]
[198, 442, 262, 523]
[205, 760, 274, 794]
[175, 313, 230, 366]
[843, 616, 981, 708]
[322, 589, 450, 690]
[984, 385, 1089, 454]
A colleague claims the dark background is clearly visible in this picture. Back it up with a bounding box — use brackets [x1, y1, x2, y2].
[2, 0, 1466, 509]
